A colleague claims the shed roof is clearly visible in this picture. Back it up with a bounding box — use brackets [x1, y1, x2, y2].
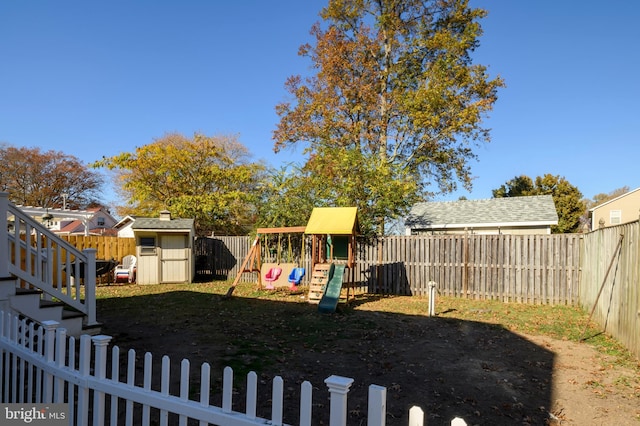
[305, 207, 359, 235]
[405, 195, 558, 229]
[132, 217, 195, 231]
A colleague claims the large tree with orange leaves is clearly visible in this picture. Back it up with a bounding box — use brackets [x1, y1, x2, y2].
[274, 0, 504, 235]
[0, 144, 103, 208]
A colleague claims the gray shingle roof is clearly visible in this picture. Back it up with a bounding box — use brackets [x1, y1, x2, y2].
[405, 195, 558, 229]
[131, 217, 194, 231]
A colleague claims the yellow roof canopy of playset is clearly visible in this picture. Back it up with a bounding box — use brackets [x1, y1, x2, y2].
[304, 207, 359, 236]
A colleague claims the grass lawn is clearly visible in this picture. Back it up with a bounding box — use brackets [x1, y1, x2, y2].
[95, 280, 637, 368]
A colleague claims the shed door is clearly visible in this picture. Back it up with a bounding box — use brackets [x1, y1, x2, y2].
[160, 235, 187, 283]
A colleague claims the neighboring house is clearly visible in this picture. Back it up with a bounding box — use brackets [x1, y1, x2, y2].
[589, 187, 640, 229]
[114, 215, 137, 238]
[14, 205, 119, 236]
[405, 195, 559, 235]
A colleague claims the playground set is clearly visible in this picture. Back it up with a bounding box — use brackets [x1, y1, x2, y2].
[227, 207, 359, 313]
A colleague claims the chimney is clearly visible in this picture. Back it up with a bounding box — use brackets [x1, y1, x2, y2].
[159, 210, 172, 221]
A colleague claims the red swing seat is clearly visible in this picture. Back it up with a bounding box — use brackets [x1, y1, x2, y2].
[264, 267, 282, 289]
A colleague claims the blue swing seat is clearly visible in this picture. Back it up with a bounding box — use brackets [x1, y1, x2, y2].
[288, 267, 306, 287]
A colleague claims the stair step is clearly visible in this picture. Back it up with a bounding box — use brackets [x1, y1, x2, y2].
[15, 287, 43, 296]
[9, 285, 95, 337]
[62, 309, 84, 320]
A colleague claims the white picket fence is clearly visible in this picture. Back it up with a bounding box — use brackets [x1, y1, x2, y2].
[0, 310, 466, 425]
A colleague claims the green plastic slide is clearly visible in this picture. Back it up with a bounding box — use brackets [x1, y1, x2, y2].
[318, 264, 345, 313]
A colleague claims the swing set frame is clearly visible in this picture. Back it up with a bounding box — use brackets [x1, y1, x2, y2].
[225, 226, 307, 297]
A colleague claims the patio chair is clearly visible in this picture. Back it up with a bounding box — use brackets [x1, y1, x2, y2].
[114, 255, 137, 283]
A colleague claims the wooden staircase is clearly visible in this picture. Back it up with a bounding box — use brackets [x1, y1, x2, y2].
[1, 192, 100, 337]
[308, 263, 335, 304]
[0, 278, 99, 337]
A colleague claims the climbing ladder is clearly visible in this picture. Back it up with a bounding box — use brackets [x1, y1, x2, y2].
[308, 263, 334, 304]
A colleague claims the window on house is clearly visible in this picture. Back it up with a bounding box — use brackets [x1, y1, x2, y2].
[140, 236, 156, 255]
[97, 217, 105, 226]
[610, 210, 622, 225]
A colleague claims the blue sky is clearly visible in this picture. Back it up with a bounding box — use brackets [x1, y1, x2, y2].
[1, 1, 639, 207]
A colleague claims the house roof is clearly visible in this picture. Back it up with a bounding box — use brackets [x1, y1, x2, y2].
[305, 207, 359, 235]
[405, 195, 558, 229]
[114, 215, 137, 229]
[132, 217, 195, 231]
[588, 187, 640, 212]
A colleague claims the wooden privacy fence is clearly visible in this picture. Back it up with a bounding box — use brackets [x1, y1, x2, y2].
[203, 234, 582, 305]
[358, 234, 582, 304]
[0, 310, 465, 426]
[579, 220, 640, 359]
[59, 235, 136, 263]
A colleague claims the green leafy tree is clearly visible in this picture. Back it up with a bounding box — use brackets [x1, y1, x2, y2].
[273, 0, 504, 235]
[491, 175, 535, 198]
[93, 133, 265, 235]
[255, 165, 316, 229]
[0, 144, 103, 208]
[493, 174, 585, 233]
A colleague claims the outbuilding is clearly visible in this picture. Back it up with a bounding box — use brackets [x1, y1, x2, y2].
[132, 210, 195, 284]
[405, 195, 558, 235]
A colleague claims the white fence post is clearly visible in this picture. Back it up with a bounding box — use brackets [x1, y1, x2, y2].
[428, 281, 437, 316]
[408, 406, 424, 426]
[67, 336, 77, 426]
[92, 335, 111, 426]
[272, 376, 284, 425]
[367, 384, 387, 426]
[83, 248, 98, 326]
[325, 375, 354, 426]
[41, 320, 59, 403]
[54, 327, 67, 403]
[299, 380, 313, 426]
[246, 371, 258, 420]
[179, 358, 190, 426]
[160, 355, 170, 426]
[0, 193, 8, 277]
[110, 345, 120, 426]
[77, 334, 92, 426]
[222, 366, 233, 413]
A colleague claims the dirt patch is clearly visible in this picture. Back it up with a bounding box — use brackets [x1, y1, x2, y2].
[97, 289, 640, 425]
[523, 335, 639, 426]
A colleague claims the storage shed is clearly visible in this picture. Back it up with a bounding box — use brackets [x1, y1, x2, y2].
[132, 210, 195, 284]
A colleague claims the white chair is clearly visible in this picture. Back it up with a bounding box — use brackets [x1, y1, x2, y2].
[114, 255, 137, 283]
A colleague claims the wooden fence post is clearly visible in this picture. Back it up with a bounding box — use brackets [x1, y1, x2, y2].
[580, 233, 624, 341]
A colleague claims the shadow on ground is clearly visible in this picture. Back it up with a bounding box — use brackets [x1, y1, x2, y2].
[97, 290, 554, 425]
